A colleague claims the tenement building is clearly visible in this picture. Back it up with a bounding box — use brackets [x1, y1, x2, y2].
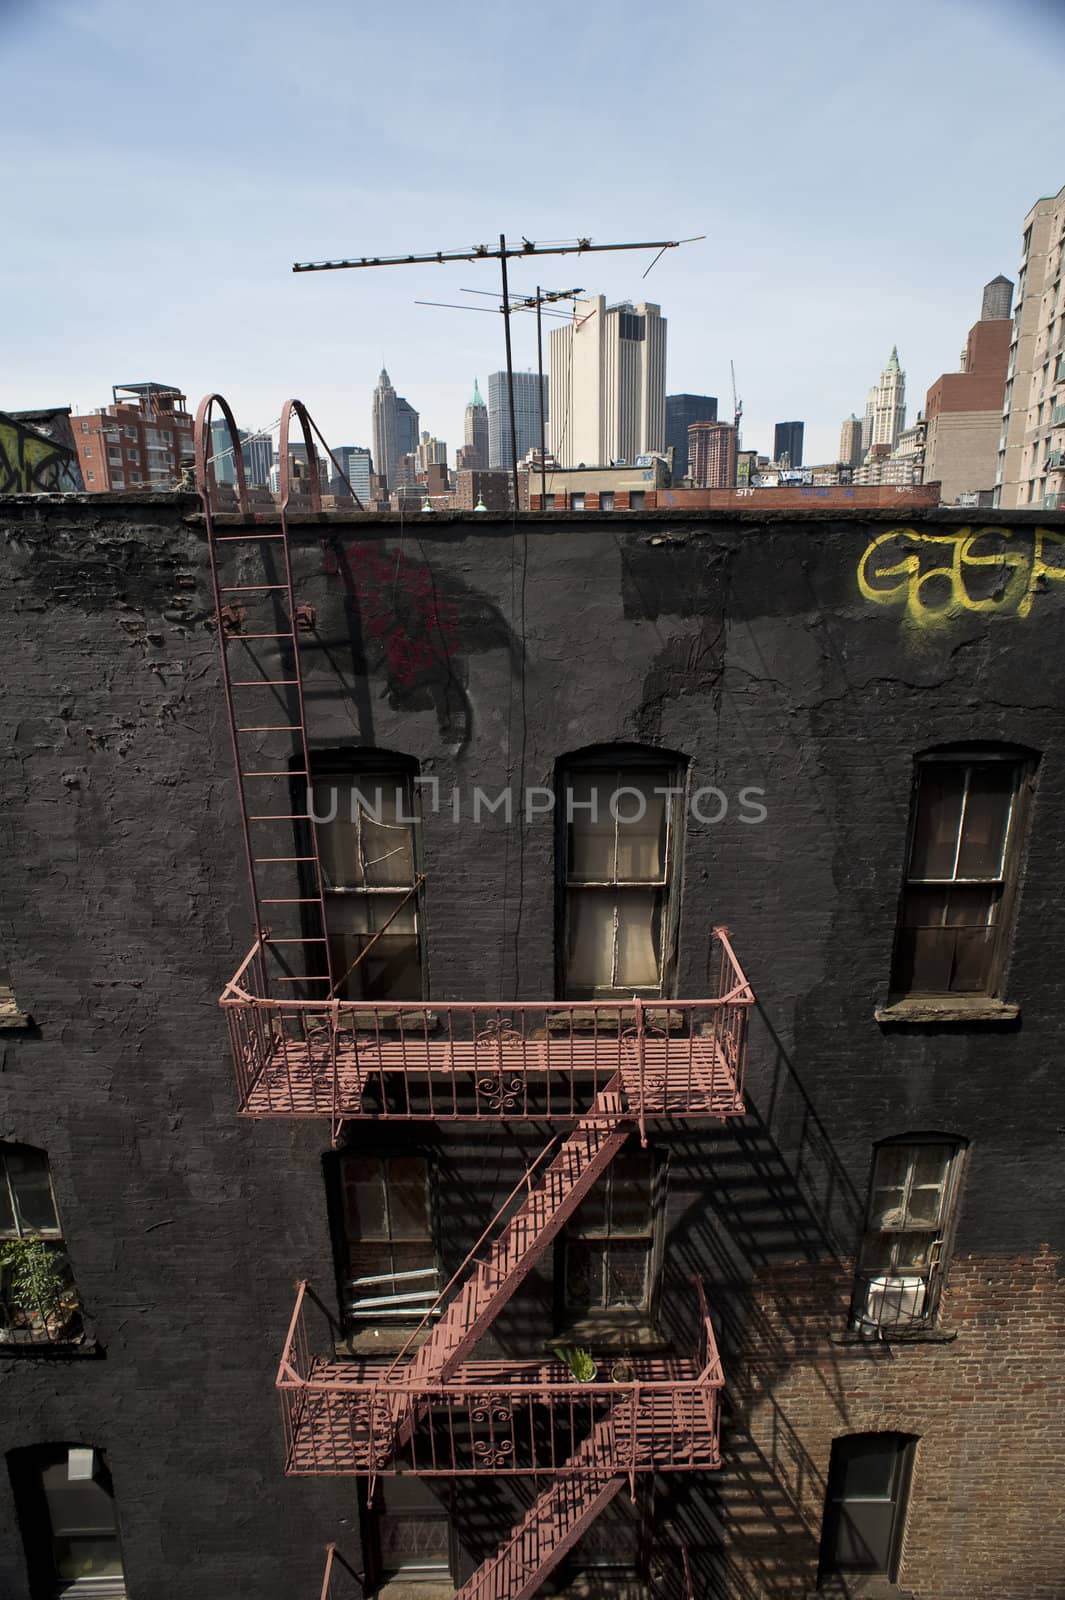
[2, 401, 1065, 1600]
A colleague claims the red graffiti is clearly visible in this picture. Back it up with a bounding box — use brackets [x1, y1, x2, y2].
[331, 542, 458, 687]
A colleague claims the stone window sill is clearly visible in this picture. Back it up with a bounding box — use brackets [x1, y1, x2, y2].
[874, 995, 1019, 1025]
[829, 1327, 957, 1346]
[552, 1315, 666, 1354]
[0, 1334, 101, 1358]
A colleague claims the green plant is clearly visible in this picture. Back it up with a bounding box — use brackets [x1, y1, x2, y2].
[0, 1238, 75, 1328]
[555, 1344, 596, 1382]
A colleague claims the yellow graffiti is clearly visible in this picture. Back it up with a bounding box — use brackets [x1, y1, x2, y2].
[858, 525, 1065, 622]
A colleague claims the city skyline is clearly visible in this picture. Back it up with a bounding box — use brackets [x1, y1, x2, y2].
[2, 1, 1061, 467]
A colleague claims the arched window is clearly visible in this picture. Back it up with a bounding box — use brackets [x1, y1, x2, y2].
[8, 1445, 127, 1598]
[818, 1432, 916, 1582]
[850, 1135, 966, 1334]
[555, 745, 688, 1000]
[0, 1144, 81, 1346]
[889, 744, 1036, 1000]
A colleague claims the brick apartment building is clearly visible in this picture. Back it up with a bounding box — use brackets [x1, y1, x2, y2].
[71, 382, 194, 492]
[2, 407, 1065, 1600]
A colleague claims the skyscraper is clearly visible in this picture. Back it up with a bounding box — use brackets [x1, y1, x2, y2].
[329, 445, 372, 506]
[548, 297, 667, 467]
[665, 394, 717, 480]
[488, 371, 548, 470]
[773, 421, 804, 468]
[464, 378, 490, 470]
[371, 368, 419, 491]
[839, 415, 864, 466]
[688, 420, 737, 488]
[870, 349, 907, 450]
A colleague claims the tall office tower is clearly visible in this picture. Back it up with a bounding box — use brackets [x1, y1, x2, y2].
[329, 446, 373, 505]
[773, 420, 805, 468]
[463, 378, 490, 470]
[488, 371, 548, 470]
[923, 282, 1012, 505]
[869, 349, 907, 450]
[371, 368, 419, 491]
[665, 394, 717, 480]
[548, 297, 667, 467]
[839, 415, 865, 466]
[996, 182, 1065, 509]
[981, 274, 1014, 323]
[688, 420, 738, 488]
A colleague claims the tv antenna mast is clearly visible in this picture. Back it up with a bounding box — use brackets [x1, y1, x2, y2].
[293, 233, 705, 510]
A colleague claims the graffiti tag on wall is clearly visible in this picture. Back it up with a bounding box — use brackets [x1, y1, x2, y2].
[0, 415, 83, 494]
[857, 525, 1065, 622]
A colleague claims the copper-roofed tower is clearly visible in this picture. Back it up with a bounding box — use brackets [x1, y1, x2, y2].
[462, 378, 490, 470]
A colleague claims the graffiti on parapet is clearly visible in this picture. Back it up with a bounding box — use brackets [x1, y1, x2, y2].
[0, 414, 84, 494]
[858, 525, 1065, 623]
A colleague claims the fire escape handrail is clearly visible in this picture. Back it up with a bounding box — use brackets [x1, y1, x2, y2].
[381, 1135, 564, 1380]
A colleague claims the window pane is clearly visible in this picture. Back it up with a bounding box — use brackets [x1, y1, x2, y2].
[833, 1435, 900, 1500]
[910, 1144, 952, 1194]
[569, 775, 617, 880]
[955, 764, 1016, 879]
[609, 1155, 653, 1232]
[315, 777, 416, 889]
[0, 1170, 15, 1236]
[570, 1183, 608, 1236]
[909, 766, 966, 879]
[567, 893, 615, 990]
[613, 776, 667, 881]
[7, 1149, 60, 1235]
[604, 1242, 650, 1307]
[566, 1241, 602, 1305]
[53, 1537, 124, 1581]
[614, 889, 662, 989]
[343, 1160, 387, 1239]
[888, 1230, 938, 1272]
[388, 1159, 430, 1239]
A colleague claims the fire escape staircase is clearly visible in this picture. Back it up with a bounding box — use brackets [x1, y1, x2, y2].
[196, 399, 747, 1600]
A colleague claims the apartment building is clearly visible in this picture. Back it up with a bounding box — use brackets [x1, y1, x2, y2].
[995, 182, 1065, 508]
[3, 410, 1065, 1600]
[71, 382, 193, 492]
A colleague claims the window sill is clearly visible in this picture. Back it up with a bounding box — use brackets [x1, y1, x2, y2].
[829, 1327, 957, 1346]
[337, 1325, 434, 1358]
[551, 1316, 666, 1354]
[0, 1334, 102, 1358]
[874, 996, 1019, 1025]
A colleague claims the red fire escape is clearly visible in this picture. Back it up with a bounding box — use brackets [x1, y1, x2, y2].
[197, 397, 753, 1600]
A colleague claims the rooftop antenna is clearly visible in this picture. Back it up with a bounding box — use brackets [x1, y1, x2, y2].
[293, 233, 705, 511]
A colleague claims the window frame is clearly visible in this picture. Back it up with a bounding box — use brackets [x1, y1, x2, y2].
[556, 1144, 667, 1334]
[555, 748, 686, 1002]
[360, 1477, 456, 1587]
[818, 1432, 916, 1583]
[329, 1148, 441, 1333]
[8, 1444, 128, 1599]
[306, 752, 426, 1004]
[888, 747, 1033, 1000]
[850, 1136, 965, 1334]
[0, 1145, 81, 1347]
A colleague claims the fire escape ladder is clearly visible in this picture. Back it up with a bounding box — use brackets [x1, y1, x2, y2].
[392, 1074, 634, 1409]
[195, 394, 335, 1004]
[453, 1420, 626, 1600]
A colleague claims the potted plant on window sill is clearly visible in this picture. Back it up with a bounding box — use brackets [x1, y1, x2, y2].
[0, 1239, 80, 1342]
[555, 1344, 597, 1383]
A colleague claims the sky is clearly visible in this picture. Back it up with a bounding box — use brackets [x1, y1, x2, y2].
[2, 0, 1063, 467]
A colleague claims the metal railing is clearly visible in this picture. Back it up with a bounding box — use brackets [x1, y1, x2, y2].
[277, 1281, 724, 1478]
[319, 1544, 363, 1599]
[221, 928, 752, 1124]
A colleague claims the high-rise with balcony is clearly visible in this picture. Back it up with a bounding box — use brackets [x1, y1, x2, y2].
[72, 382, 193, 491]
[995, 181, 1065, 509]
[549, 297, 667, 467]
[688, 419, 737, 487]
